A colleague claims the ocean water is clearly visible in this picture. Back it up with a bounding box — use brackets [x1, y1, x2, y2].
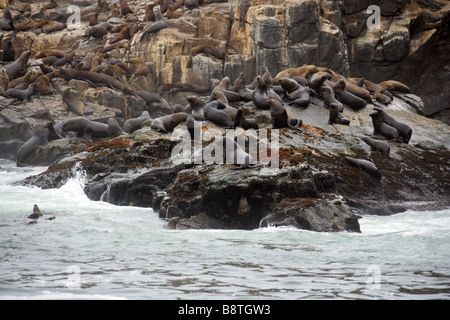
[0, 159, 449, 300]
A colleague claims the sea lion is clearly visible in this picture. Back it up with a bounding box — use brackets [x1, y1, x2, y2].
[191, 44, 227, 60]
[151, 112, 188, 133]
[211, 91, 238, 123]
[89, 25, 108, 39]
[361, 137, 390, 157]
[144, 4, 155, 22]
[124, 111, 151, 133]
[1, 38, 15, 62]
[333, 80, 367, 111]
[344, 156, 381, 179]
[63, 88, 85, 116]
[320, 83, 344, 112]
[219, 136, 255, 169]
[129, 58, 150, 76]
[374, 107, 412, 144]
[4, 51, 31, 80]
[0, 69, 9, 96]
[60, 68, 125, 92]
[331, 76, 372, 102]
[235, 108, 258, 130]
[379, 80, 411, 93]
[172, 104, 186, 113]
[275, 65, 320, 80]
[33, 75, 55, 95]
[43, 21, 66, 33]
[137, 90, 162, 106]
[0, 8, 14, 31]
[107, 118, 126, 137]
[328, 103, 350, 126]
[186, 95, 206, 121]
[27, 204, 43, 219]
[211, 77, 241, 102]
[261, 67, 283, 103]
[252, 76, 270, 110]
[140, 9, 168, 41]
[308, 72, 332, 91]
[268, 98, 302, 129]
[101, 40, 130, 54]
[35, 49, 66, 59]
[278, 78, 310, 108]
[203, 101, 235, 129]
[233, 72, 254, 102]
[16, 123, 49, 166]
[370, 111, 399, 141]
[5, 84, 35, 103]
[61, 117, 109, 142]
[119, 0, 133, 16]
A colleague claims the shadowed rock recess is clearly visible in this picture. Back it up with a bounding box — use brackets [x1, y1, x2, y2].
[1, 0, 449, 232]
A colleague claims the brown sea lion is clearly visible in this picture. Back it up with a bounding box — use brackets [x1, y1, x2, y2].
[107, 118, 126, 138]
[268, 98, 302, 129]
[320, 83, 343, 112]
[233, 72, 253, 102]
[275, 65, 320, 80]
[151, 112, 189, 133]
[235, 107, 258, 130]
[101, 41, 130, 54]
[374, 107, 412, 144]
[61, 117, 109, 142]
[59, 68, 125, 92]
[129, 58, 150, 76]
[333, 80, 367, 111]
[308, 72, 332, 91]
[278, 78, 310, 108]
[379, 80, 411, 93]
[0, 69, 10, 96]
[35, 49, 66, 59]
[0, 8, 15, 31]
[211, 77, 241, 102]
[14, 20, 46, 32]
[361, 137, 390, 157]
[344, 157, 381, 179]
[211, 91, 238, 123]
[370, 111, 399, 141]
[261, 66, 282, 103]
[120, 0, 133, 16]
[89, 25, 108, 39]
[191, 44, 227, 60]
[5, 83, 35, 103]
[144, 4, 155, 22]
[43, 21, 66, 33]
[1, 38, 15, 62]
[252, 76, 270, 110]
[4, 51, 31, 79]
[17, 123, 49, 166]
[63, 88, 85, 116]
[186, 95, 206, 121]
[33, 75, 55, 95]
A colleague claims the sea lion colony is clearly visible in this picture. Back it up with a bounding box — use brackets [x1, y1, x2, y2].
[0, 0, 412, 175]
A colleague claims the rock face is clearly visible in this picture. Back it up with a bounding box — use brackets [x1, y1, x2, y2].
[1, 0, 450, 232]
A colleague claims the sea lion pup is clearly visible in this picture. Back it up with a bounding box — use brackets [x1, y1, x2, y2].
[43, 21, 66, 33]
[61, 117, 109, 142]
[140, 9, 168, 42]
[373, 107, 412, 144]
[235, 107, 258, 130]
[35, 49, 66, 59]
[379, 80, 411, 93]
[320, 83, 344, 112]
[190, 44, 227, 60]
[33, 75, 55, 95]
[151, 112, 188, 133]
[144, 4, 155, 22]
[268, 98, 302, 129]
[107, 118, 126, 137]
[278, 78, 310, 108]
[252, 76, 270, 110]
[333, 80, 367, 111]
[204, 100, 235, 129]
[308, 72, 332, 91]
[217, 136, 256, 169]
[124, 111, 151, 133]
[370, 111, 399, 141]
[328, 103, 350, 126]
[16, 123, 49, 166]
[211, 77, 241, 102]
[233, 72, 254, 102]
[0, 8, 14, 31]
[275, 65, 320, 80]
[129, 58, 150, 76]
[186, 95, 206, 121]
[361, 137, 390, 157]
[344, 156, 381, 179]
[5, 84, 35, 103]
[63, 88, 85, 116]
[4, 51, 31, 80]
[119, 0, 133, 16]
[0, 69, 9, 96]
